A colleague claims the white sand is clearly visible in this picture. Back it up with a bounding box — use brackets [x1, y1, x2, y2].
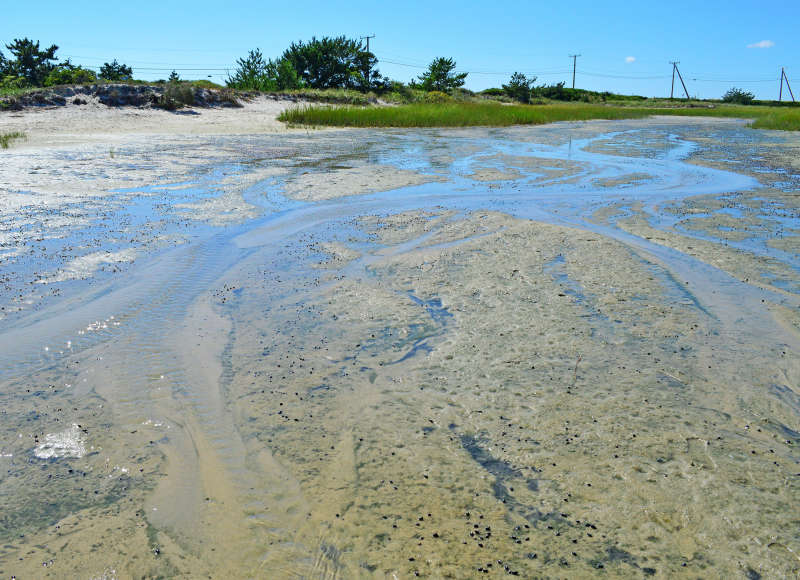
[0, 95, 306, 148]
[282, 165, 446, 201]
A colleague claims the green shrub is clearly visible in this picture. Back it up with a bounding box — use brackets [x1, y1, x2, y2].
[423, 90, 452, 103]
[188, 79, 224, 90]
[0, 75, 29, 90]
[722, 87, 755, 105]
[481, 87, 505, 97]
[44, 62, 96, 86]
[99, 60, 133, 81]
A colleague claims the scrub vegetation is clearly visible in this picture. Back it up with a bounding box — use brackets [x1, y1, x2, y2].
[0, 37, 133, 90]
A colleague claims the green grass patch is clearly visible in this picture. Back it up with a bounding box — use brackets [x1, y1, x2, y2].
[650, 104, 800, 130]
[751, 110, 800, 131]
[279, 102, 654, 128]
[184, 79, 225, 90]
[279, 101, 800, 131]
[0, 131, 26, 148]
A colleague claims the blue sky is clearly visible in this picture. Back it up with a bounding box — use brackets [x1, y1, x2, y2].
[2, 0, 797, 100]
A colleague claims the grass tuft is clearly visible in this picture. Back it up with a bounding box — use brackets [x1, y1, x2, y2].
[156, 83, 195, 110]
[0, 131, 26, 148]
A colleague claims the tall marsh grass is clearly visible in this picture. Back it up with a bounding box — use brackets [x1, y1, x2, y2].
[279, 102, 800, 131]
[751, 110, 800, 131]
[279, 102, 653, 128]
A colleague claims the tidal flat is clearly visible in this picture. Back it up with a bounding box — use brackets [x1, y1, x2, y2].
[0, 109, 798, 578]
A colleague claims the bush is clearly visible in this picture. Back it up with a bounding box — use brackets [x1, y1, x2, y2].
[481, 88, 505, 97]
[44, 61, 96, 86]
[423, 90, 452, 103]
[99, 60, 133, 81]
[218, 88, 241, 107]
[0, 75, 29, 90]
[157, 82, 194, 110]
[533, 82, 569, 100]
[722, 87, 755, 105]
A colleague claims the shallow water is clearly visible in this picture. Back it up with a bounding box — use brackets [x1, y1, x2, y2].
[0, 118, 798, 578]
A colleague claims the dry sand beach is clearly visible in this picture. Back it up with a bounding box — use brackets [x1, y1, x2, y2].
[0, 98, 799, 579]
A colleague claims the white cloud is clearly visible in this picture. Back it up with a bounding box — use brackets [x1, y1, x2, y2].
[747, 40, 775, 49]
[625, 56, 636, 63]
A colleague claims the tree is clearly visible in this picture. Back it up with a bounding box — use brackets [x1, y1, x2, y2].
[168, 70, 180, 83]
[417, 57, 467, 92]
[502, 72, 536, 103]
[226, 49, 276, 91]
[0, 49, 8, 76]
[275, 58, 300, 90]
[281, 36, 381, 91]
[227, 38, 385, 93]
[5, 38, 59, 86]
[44, 59, 97, 86]
[99, 59, 133, 81]
[533, 81, 568, 100]
[722, 87, 755, 105]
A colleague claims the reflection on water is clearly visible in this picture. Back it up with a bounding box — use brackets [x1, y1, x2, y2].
[0, 119, 798, 578]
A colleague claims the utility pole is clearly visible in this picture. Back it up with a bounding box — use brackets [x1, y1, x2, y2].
[779, 67, 796, 102]
[670, 61, 689, 100]
[670, 62, 676, 99]
[569, 54, 581, 89]
[360, 34, 376, 87]
[675, 63, 689, 100]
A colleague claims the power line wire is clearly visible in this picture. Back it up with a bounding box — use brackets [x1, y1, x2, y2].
[579, 69, 670, 80]
[379, 57, 570, 76]
[59, 53, 789, 89]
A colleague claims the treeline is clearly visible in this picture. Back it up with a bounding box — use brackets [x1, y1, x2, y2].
[223, 40, 618, 103]
[486, 73, 646, 104]
[226, 39, 476, 97]
[226, 36, 387, 92]
[2, 35, 762, 105]
[0, 37, 134, 90]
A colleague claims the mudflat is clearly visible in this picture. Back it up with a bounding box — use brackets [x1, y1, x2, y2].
[0, 102, 798, 578]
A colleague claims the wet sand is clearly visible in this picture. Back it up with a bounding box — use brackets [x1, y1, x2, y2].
[0, 107, 799, 578]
